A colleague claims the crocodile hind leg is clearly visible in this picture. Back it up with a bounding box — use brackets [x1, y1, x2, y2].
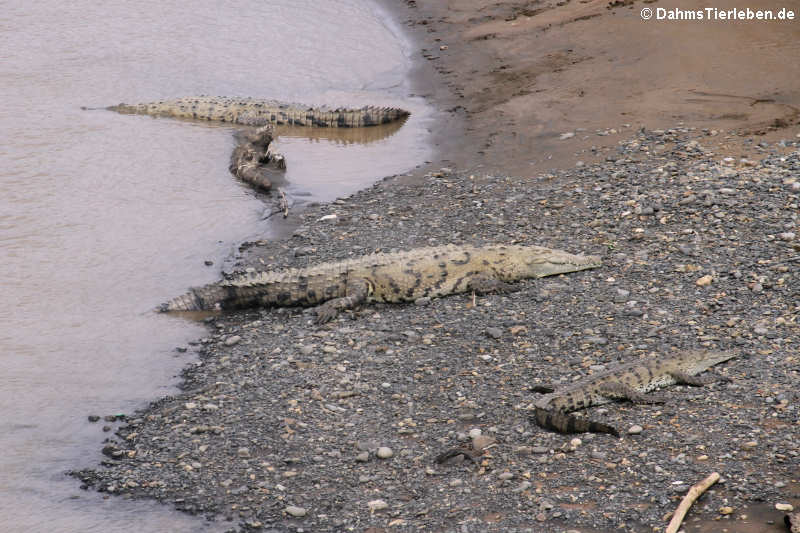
[313, 278, 370, 324]
[466, 273, 518, 294]
[597, 382, 666, 404]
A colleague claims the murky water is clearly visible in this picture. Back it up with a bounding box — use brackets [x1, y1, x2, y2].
[0, 1, 429, 531]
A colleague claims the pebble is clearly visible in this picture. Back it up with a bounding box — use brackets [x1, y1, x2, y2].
[237, 447, 251, 458]
[569, 438, 582, 448]
[696, 275, 713, 286]
[628, 425, 643, 435]
[285, 505, 307, 517]
[368, 499, 388, 512]
[741, 440, 758, 450]
[531, 446, 549, 454]
[299, 345, 314, 355]
[376, 447, 394, 459]
[468, 428, 482, 438]
[514, 481, 532, 492]
[720, 506, 734, 515]
[472, 434, 495, 451]
[355, 451, 369, 462]
[559, 132, 575, 140]
[485, 327, 503, 339]
[498, 472, 514, 480]
[776, 503, 794, 511]
[224, 335, 241, 346]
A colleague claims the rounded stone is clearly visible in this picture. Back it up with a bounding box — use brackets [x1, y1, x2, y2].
[376, 447, 394, 459]
[355, 451, 369, 462]
[628, 425, 643, 435]
[368, 499, 388, 511]
[285, 505, 307, 517]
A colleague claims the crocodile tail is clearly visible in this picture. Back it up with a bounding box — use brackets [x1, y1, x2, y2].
[158, 285, 229, 312]
[532, 407, 619, 437]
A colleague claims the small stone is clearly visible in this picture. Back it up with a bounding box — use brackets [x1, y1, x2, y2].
[696, 275, 713, 286]
[368, 499, 388, 512]
[376, 447, 394, 459]
[88, 415, 100, 422]
[628, 425, 643, 435]
[355, 451, 369, 462]
[559, 132, 575, 140]
[720, 506, 734, 515]
[775, 503, 794, 512]
[778, 232, 796, 241]
[531, 446, 549, 454]
[285, 505, 307, 517]
[741, 440, 758, 450]
[485, 327, 503, 339]
[204, 260, 213, 266]
[514, 481, 532, 492]
[468, 428, 482, 439]
[224, 335, 241, 346]
[697, 454, 709, 461]
[498, 472, 514, 480]
[472, 434, 495, 451]
[449, 479, 463, 487]
[569, 438, 582, 448]
[300, 345, 314, 356]
[237, 447, 251, 458]
[184, 402, 197, 409]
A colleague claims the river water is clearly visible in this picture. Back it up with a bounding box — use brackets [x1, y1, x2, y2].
[0, 1, 429, 531]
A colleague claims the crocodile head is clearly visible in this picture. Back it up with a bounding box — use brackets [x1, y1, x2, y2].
[518, 246, 603, 278]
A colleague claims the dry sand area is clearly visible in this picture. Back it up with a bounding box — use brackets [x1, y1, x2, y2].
[390, 0, 800, 174]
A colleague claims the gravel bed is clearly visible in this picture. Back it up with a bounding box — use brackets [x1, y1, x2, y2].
[73, 128, 800, 532]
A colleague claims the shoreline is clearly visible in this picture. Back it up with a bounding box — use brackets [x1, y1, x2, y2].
[73, 1, 799, 531]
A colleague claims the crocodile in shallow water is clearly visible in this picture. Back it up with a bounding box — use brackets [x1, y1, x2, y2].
[160, 244, 602, 323]
[107, 96, 410, 128]
[531, 350, 735, 437]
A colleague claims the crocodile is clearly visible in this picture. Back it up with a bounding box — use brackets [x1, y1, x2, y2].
[229, 126, 285, 192]
[159, 244, 602, 322]
[107, 96, 410, 128]
[531, 350, 735, 437]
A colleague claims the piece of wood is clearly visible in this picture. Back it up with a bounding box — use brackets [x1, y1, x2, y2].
[665, 472, 720, 533]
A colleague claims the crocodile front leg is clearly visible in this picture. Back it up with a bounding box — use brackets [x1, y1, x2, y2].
[466, 273, 518, 294]
[313, 278, 370, 323]
[670, 371, 729, 386]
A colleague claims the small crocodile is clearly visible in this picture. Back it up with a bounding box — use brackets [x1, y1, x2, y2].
[531, 350, 735, 437]
[160, 244, 602, 322]
[107, 96, 410, 128]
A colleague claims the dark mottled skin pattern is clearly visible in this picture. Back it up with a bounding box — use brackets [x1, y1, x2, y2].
[532, 350, 735, 436]
[160, 244, 602, 323]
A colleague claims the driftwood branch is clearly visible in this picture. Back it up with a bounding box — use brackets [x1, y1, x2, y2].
[278, 188, 289, 218]
[665, 472, 720, 533]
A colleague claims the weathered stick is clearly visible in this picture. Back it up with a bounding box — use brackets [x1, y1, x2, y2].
[278, 188, 289, 218]
[665, 472, 720, 533]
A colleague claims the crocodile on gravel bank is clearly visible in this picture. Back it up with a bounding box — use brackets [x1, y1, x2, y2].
[160, 244, 602, 323]
[531, 350, 736, 437]
[107, 96, 410, 128]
